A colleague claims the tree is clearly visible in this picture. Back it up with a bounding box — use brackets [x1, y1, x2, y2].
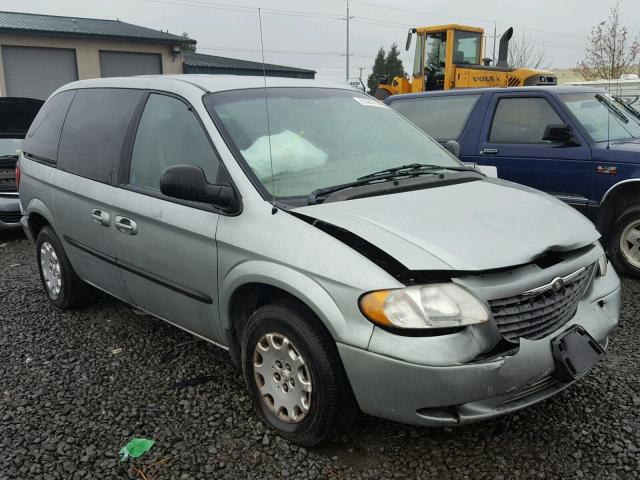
[367, 44, 406, 93]
[573, 1, 639, 80]
[385, 43, 406, 81]
[181, 32, 197, 52]
[367, 47, 387, 93]
[508, 32, 550, 69]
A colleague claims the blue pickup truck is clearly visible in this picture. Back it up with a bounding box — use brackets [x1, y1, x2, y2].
[386, 86, 640, 278]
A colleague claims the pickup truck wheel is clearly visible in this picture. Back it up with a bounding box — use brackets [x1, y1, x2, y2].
[240, 300, 356, 446]
[608, 206, 640, 278]
[36, 226, 91, 309]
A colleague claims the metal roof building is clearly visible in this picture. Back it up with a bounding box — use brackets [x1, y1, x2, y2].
[0, 11, 194, 99]
[183, 51, 315, 79]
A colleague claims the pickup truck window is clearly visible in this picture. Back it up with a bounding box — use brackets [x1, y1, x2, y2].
[490, 97, 563, 144]
[390, 95, 480, 141]
[559, 92, 640, 142]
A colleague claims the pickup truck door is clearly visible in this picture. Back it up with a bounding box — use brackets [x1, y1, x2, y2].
[474, 92, 593, 213]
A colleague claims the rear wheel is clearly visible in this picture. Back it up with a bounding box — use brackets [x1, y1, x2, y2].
[608, 205, 640, 278]
[241, 300, 357, 446]
[36, 226, 91, 309]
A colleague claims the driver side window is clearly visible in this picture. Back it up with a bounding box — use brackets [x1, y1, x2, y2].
[490, 97, 563, 144]
[129, 94, 220, 191]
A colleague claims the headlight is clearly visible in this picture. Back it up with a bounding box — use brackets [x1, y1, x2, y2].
[359, 283, 490, 329]
[598, 254, 608, 277]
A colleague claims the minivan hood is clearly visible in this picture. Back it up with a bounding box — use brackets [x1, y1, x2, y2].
[293, 178, 600, 271]
[0, 97, 43, 137]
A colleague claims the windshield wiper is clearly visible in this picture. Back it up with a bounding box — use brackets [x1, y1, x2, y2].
[595, 94, 629, 124]
[613, 95, 640, 122]
[308, 164, 473, 205]
[357, 163, 473, 181]
[0, 154, 18, 160]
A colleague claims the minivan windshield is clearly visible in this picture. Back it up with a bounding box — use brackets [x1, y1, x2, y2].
[559, 92, 640, 142]
[204, 88, 460, 198]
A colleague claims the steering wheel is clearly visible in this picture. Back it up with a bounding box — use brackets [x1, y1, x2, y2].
[425, 62, 438, 74]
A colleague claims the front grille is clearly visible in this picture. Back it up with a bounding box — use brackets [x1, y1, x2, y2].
[0, 211, 21, 224]
[489, 265, 595, 341]
[0, 167, 16, 192]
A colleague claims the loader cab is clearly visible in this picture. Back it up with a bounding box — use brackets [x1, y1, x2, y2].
[409, 25, 484, 92]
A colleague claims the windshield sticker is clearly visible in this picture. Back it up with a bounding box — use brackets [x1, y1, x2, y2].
[353, 97, 387, 108]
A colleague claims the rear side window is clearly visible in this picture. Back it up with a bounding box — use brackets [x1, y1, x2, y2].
[390, 95, 479, 141]
[128, 94, 220, 191]
[489, 97, 563, 144]
[57, 88, 143, 183]
[22, 90, 75, 162]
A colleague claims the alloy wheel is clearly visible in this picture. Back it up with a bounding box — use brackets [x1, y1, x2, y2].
[620, 219, 640, 269]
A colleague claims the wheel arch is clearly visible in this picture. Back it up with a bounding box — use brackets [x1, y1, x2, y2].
[220, 261, 350, 366]
[24, 198, 56, 241]
[597, 179, 640, 241]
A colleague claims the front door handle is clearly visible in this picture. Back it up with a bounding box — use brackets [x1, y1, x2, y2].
[115, 216, 138, 235]
[481, 148, 498, 155]
[91, 208, 110, 226]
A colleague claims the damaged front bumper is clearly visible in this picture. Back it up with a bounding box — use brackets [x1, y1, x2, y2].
[338, 260, 620, 427]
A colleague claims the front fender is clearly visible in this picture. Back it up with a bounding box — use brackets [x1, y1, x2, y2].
[219, 260, 373, 349]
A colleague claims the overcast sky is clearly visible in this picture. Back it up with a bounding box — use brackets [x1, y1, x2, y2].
[4, 0, 640, 82]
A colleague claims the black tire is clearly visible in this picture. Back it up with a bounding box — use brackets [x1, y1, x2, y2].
[36, 226, 91, 309]
[373, 88, 391, 100]
[241, 300, 357, 446]
[607, 205, 640, 279]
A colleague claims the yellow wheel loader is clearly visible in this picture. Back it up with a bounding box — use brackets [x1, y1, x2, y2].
[374, 25, 556, 99]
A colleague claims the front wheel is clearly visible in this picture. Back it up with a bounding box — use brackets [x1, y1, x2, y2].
[608, 205, 640, 278]
[241, 300, 357, 446]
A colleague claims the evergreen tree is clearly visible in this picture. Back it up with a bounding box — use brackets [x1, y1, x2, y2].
[385, 43, 406, 80]
[367, 47, 386, 94]
[181, 32, 197, 52]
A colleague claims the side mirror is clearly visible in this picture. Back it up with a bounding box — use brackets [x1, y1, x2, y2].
[160, 164, 234, 207]
[542, 123, 579, 145]
[405, 29, 413, 51]
[443, 140, 461, 158]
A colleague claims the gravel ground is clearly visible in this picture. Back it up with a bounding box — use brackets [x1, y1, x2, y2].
[1, 231, 639, 480]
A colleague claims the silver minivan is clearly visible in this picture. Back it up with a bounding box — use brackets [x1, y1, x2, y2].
[18, 75, 620, 446]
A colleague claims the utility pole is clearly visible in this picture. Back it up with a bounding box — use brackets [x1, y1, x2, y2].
[345, 0, 354, 82]
[492, 22, 497, 64]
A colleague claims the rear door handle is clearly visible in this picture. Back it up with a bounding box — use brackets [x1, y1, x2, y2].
[481, 148, 498, 155]
[91, 208, 110, 226]
[115, 216, 138, 235]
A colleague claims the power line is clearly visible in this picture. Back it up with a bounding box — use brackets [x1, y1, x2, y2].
[350, 0, 586, 39]
[142, 0, 343, 19]
[197, 45, 376, 58]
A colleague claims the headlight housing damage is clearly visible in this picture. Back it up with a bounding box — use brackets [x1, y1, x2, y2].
[360, 283, 490, 330]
